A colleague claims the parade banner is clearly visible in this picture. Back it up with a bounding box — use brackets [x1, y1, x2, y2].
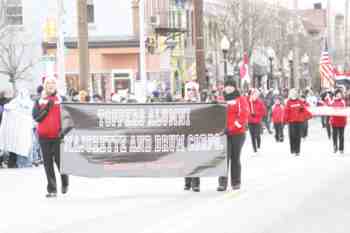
[60, 103, 227, 177]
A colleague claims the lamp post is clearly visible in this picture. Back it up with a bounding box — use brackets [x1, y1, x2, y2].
[221, 36, 230, 82]
[288, 50, 294, 89]
[301, 53, 309, 90]
[267, 48, 275, 90]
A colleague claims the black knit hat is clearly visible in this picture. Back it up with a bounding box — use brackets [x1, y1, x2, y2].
[334, 89, 343, 97]
[224, 79, 237, 88]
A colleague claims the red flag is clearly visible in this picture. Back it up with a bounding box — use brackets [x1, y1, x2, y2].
[240, 52, 250, 83]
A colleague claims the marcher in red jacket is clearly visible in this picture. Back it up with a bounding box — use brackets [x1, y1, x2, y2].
[33, 77, 69, 198]
[284, 89, 312, 156]
[319, 91, 333, 139]
[247, 89, 266, 153]
[217, 79, 249, 192]
[271, 97, 284, 142]
[329, 89, 347, 154]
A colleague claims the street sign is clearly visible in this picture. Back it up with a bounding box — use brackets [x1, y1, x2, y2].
[41, 55, 56, 62]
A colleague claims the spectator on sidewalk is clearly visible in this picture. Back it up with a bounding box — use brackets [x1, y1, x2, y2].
[33, 77, 69, 198]
[0, 89, 34, 168]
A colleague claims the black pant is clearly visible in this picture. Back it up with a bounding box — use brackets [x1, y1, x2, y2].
[332, 127, 345, 152]
[263, 109, 272, 133]
[274, 123, 284, 142]
[218, 134, 246, 188]
[322, 116, 331, 139]
[184, 177, 200, 188]
[288, 123, 303, 154]
[302, 121, 309, 138]
[40, 139, 69, 193]
[248, 123, 261, 152]
[8, 152, 18, 168]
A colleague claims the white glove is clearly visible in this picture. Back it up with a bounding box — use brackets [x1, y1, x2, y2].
[234, 121, 242, 128]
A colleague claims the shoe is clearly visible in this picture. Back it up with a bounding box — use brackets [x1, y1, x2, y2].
[232, 184, 241, 190]
[184, 185, 191, 191]
[45, 192, 57, 198]
[295, 153, 300, 156]
[61, 186, 68, 194]
[340, 150, 344, 154]
[192, 187, 200, 192]
[217, 186, 227, 192]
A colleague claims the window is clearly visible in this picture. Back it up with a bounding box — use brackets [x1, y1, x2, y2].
[87, 0, 94, 24]
[6, 0, 23, 25]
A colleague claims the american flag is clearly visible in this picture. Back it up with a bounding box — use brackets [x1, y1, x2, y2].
[319, 41, 335, 88]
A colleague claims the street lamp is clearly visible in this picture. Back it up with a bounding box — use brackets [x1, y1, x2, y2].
[267, 48, 275, 90]
[288, 50, 294, 89]
[221, 36, 230, 82]
[301, 53, 310, 90]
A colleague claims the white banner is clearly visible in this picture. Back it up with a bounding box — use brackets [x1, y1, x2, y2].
[309, 106, 350, 117]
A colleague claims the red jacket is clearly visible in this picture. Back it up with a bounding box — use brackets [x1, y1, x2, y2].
[271, 104, 284, 124]
[248, 98, 266, 124]
[284, 99, 312, 123]
[35, 95, 62, 139]
[330, 98, 347, 127]
[227, 96, 249, 135]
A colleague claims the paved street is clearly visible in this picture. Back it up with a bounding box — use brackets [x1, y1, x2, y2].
[1, 118, 350, 233]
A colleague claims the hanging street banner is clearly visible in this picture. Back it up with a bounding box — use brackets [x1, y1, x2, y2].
[60, 103, 227, 178]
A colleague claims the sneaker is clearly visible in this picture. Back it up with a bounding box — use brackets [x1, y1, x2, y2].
[295, 153, 300, 156]
[232, 184, 241, 190]
[217, 186, 227, 192]
[61, 186, 68, 194]
[45, 192, 57, 198]
[184, 185, 191, 191]
[340, 150, 344, 154]
[192, 187, 200, 192]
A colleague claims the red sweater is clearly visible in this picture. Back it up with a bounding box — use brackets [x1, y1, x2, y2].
[271, 104, 284, 124]
[330, 98, 347, 127]
[284, 99, 312, 123]
[36, 95, 61, 139]
[227, 96, 249, 135]
[248, 98, 266, 124]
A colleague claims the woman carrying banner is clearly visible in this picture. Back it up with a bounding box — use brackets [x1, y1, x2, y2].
[33, 77, 69, 198]
[329, 89, 347, 154]
[184, 79, 201, 192]
[284, 89, 312, 156]
[217, 79, 249, 191]
[247, 89, 266, 154]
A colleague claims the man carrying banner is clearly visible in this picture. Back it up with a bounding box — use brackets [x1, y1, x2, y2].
[217, 79, 249, 191]
[329, 89, 347, 154]
[33, 77, 69, 198]
[284, 89, 312, 156]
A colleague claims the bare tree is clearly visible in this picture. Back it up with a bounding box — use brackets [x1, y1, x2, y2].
[0, 37, 35, 93]
[0, 2, 36, 94]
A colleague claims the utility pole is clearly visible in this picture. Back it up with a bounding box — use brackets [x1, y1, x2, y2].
[56, 0, 67, 96]
[327, 0, 332, 50]
[292, 0, 300, 90]
[139, 0, 147, 102]
[193, 0, 206, 91]
[345, 0, 349, 70]
[77, 0, 90, 91]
